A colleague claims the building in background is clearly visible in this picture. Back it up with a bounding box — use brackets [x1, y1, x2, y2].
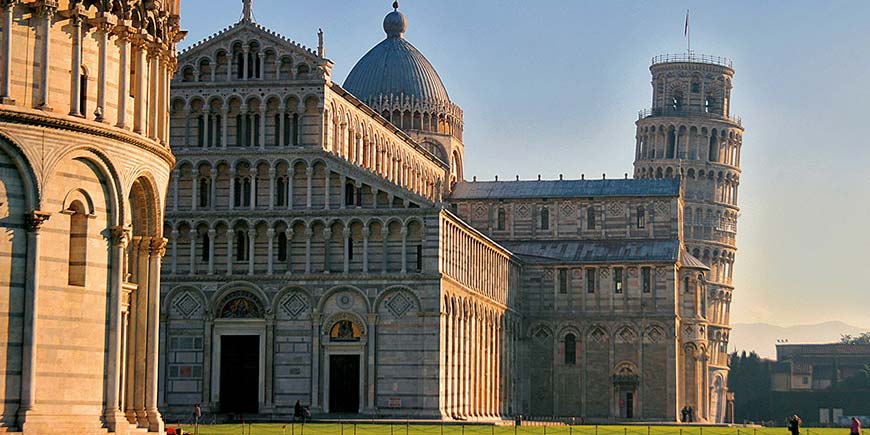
[771, 344, 870, 425]
[0, 0, 183, 434]
[159, 0, 743, 422]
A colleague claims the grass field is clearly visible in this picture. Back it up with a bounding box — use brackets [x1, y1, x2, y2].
[169, 424, 850, 435]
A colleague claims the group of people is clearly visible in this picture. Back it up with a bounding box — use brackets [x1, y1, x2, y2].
[680, 405, 696, 423]
[787, 414, 862, 435]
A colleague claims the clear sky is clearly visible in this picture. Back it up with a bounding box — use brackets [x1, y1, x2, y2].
[179, 0, 870, 329]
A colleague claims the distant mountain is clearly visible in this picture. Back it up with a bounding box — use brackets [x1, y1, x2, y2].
[729, 321, 868, 359]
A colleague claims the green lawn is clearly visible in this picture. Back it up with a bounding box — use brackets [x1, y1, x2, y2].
[171, 424, 849, 435]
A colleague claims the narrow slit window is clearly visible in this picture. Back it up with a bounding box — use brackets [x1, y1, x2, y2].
[586, 268, 596, 293]
[67, 201, 88, 286]
[614, 267, 624, 294]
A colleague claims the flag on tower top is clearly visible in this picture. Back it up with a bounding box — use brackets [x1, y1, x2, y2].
[684, 10, 690, 37]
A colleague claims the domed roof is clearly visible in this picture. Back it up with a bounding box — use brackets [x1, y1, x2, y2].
[343, 2, 451, 105]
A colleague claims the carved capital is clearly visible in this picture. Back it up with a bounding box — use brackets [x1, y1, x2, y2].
[33, 0, 58, 17]
[25, 211, 51, 232]
[109, 225, 131, 248]
[150, 237, 168, 258]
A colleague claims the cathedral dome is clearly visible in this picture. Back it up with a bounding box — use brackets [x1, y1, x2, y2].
[343, 2, 452, 105]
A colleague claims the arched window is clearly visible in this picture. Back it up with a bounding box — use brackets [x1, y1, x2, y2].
[277, 232, 288, 262]
[201, 232, 210, 262]
[243, 177, 252, 207]
[565, 334, 577, 365]
[292, 114, 300, 145]
[667, 129, 676, 159]
[79, 68, 88, 117]
[67, 200, 88, 286]
[671, 94, 682, 111]
[540, 207, 549, 230]
[235, 230, 248, 261]
[497, 208, 506, 231]
[347, 236, 354, 261]
[252, 114, 261, 147]
[197, 114, 205, 146]
[709, 131, 719, 162]
[236, 52, 244, 79]
[345, 182, 356, 206]
[198, 178, 210, 208]
[705, 96, 715, 113]
[235, 114, 244, 146]
[587, 207, 596, 230]
[275, 177, 287, 207]
[636, 206, 646, 229]
[684, 276, 691, 293]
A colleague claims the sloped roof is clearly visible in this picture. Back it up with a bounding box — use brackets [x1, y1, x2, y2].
[450, 178, 681, 200]
[498, 239, 681, 264]
[680, 249, 710, 270]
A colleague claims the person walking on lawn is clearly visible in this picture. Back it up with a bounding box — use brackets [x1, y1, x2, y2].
[789, 415, 802, 435]
[852, 417, 862, 435]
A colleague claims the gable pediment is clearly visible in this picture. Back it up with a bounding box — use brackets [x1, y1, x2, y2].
[178, 21, 329, 71]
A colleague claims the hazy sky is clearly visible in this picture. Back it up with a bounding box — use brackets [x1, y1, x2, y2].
[179, 1, 870, 329]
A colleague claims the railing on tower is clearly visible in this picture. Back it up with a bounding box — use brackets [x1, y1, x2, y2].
[651, 53, 733, 68]
[638, 107, 742, 127]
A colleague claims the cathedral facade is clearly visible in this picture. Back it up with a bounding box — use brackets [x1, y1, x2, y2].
[0, 0, 182, 434]
[160, 1, 742, 423]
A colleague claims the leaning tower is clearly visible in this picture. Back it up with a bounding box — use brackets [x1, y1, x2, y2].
[633, 53, 743, 423]
[0, 1, 182, 434]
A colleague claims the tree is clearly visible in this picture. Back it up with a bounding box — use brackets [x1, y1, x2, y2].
[840, 332, 870, 345]
[728, 351, 773, 422]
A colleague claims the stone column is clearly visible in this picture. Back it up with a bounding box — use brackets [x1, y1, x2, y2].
[264, 312, 274, 411]
[70, 12, 85, 116]
[228, 169, 236, 211]
[310, 314, 321, 412]
[381, 227, 389, 274]
[366, 313, 378, 412]
[225, 229, 233, 275]
[147, 45, 160, 140]
[92, 15, 115, 120]
[342, 227, 350, 274]
[304, 228, 313, 274]
[259, 107, 267, 149]
[146, 238, 167, 432]
[190, 169, 199, 211]
[0, 0, 16, 104]
[362, 224, 369, 273]
[170, 229, 178, 275]
[250, 173, 257, 210]
[278, 109, 286, 146]
[266, 228, 275, 275]
[400, 227, 408, 273]
[132, 36, 147, 133]
[210, 168, 218, 208]
[247, 229, 255, 275]
[324, 170, 331, 210]
[242, 48, 249, 79]
[221, 107, 229, 148]
[305, 165, 313, 208]
[322, 228, 331, 274]
[18, 211, 50, 424]
[284, 228, 294, 274]
[188, 231, 196, 275]
[171, 169, 180, 211]
[268, 168, 276, 210]
[132, 237, 151, 425]
[207, 229, 216, 274]
[36, 2, 57, 111]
